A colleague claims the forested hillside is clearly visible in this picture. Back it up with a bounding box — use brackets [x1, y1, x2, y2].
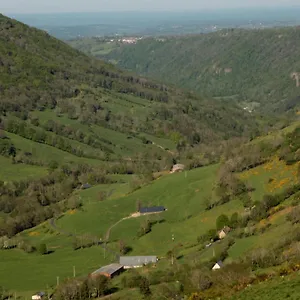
[0, 14, 260, 237]
[72, 28, 300, 113]
[1, 13, 300, 300]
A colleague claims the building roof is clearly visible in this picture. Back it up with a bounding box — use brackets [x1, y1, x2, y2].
[33, 292, 45, 297]
[91, 263, 123, 276]
[171, 164, 185, 171]
[219, 226, 231, 234]
[139, 206, 166, 214]
[215, 261, 224, 267]
[120, 256, 157, 266]
[81, 183, 92, 189]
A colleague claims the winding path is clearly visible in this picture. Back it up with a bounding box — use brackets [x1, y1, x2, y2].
[104, 211, 164, 241]
[48, 217, 119, 259]
[104, 216, 132, 241]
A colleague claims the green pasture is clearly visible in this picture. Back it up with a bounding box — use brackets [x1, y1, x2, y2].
[0, 155, 48, 181]
[56, 164, 245, 255]
[57, 165, 219, 237]
[32, 109, 171, 157]
[230, 274, 300, 300]
[6, 131, 103, 166]
[228, 222, 291, 259]
[240, 158, 298, 202]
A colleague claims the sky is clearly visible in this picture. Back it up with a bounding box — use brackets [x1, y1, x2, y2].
[1, 0, 299, 14]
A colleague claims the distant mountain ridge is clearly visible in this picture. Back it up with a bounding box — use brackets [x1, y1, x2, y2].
[71, 27, 300, 114]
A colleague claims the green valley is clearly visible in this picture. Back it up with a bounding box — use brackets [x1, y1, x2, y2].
[70, 28, 300, 114]
[1, 12, 300, 300]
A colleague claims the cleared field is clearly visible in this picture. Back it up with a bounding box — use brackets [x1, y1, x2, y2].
[56, 164, 245, 255]
[0, 243, 110, 294]
[140, 133, 176, 150]
[240, 157, 299, 202]
[57, 165, 219, 237]
[6, 132, 104, 166]
[32, 110, 172, 157]
[67, 39, 120, 56]
[2, 155, 299, 296]
[230, 274, 300, 300]
[0, 155, 48, 181]
[228, 222, 291, 259]
[0, 221, 115, 295]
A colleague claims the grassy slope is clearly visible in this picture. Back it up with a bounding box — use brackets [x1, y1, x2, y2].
[30, 110, 174, 157]
[0, 155, 48, 181]
[5, 131, 103, 165]
[230, 274, 300, 300]
[57, 164, 221, 239]
[1, 14, 300, 299]
[240, 157, 299, 202]
[66, 38, 119, 56]
[1, 153, 299, 295]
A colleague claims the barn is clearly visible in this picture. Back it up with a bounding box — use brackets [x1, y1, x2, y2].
[170, 164, 185, 173]
[139, 206, 166, 214]
[90, 263, 124, 279]
[120, 256, 158, 269]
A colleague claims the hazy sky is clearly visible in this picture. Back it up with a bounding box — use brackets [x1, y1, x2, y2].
[1, 0, 299, 14]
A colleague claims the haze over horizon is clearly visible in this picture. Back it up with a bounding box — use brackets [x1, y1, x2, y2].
[1, 0, 300, 14]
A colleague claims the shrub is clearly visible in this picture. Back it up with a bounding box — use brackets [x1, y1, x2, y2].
[286, 207, 300, 224]
[122, 271, 144, 288]
[38, 243, 48, 255]
[230, 212, 239, 228]
[197, 229, 217, 244]
[139, 277, 151, 298]
[216, 214, 230, 230]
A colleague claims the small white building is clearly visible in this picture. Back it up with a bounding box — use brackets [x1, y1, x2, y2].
[218, 226, 231, 239]
[170, 164, 185, 173]
[212, 261, 224, 270]
[32, 292, 45, 300]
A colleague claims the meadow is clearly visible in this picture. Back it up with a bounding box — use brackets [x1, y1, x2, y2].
[57, 164, 220, 239]
[230, 274, 300, 300]
[0, 155, 48, 181]
[240, 157, 299, 202]
[31, 110, 175, 157]
[6, 131, 103, 166]
[1, 147, 300, 297]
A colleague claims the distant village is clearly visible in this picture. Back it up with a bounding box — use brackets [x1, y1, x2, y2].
[88, 35, 167, 45]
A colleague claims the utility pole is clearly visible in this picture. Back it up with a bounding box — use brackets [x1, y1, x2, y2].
[56, 276, 60, 286]
[171, 234, 175, 265]
[46, 284, 50, 300]
[73, 265, 76, 278]
[213, 247, 215, 258]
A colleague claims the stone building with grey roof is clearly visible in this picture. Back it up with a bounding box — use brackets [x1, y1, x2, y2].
[119, 256, 158, 269]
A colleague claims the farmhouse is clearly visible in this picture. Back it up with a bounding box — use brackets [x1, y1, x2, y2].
[218, 226, 231, 239]
[139, 206, 166, 214]
[32, 292, 45, 300]
[120, 256, 158, 269]
[212, 261, 224, 270]
[170, 164, 185, 173]
[81, 183, 92, 190]
[90, 263, 124, 279]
